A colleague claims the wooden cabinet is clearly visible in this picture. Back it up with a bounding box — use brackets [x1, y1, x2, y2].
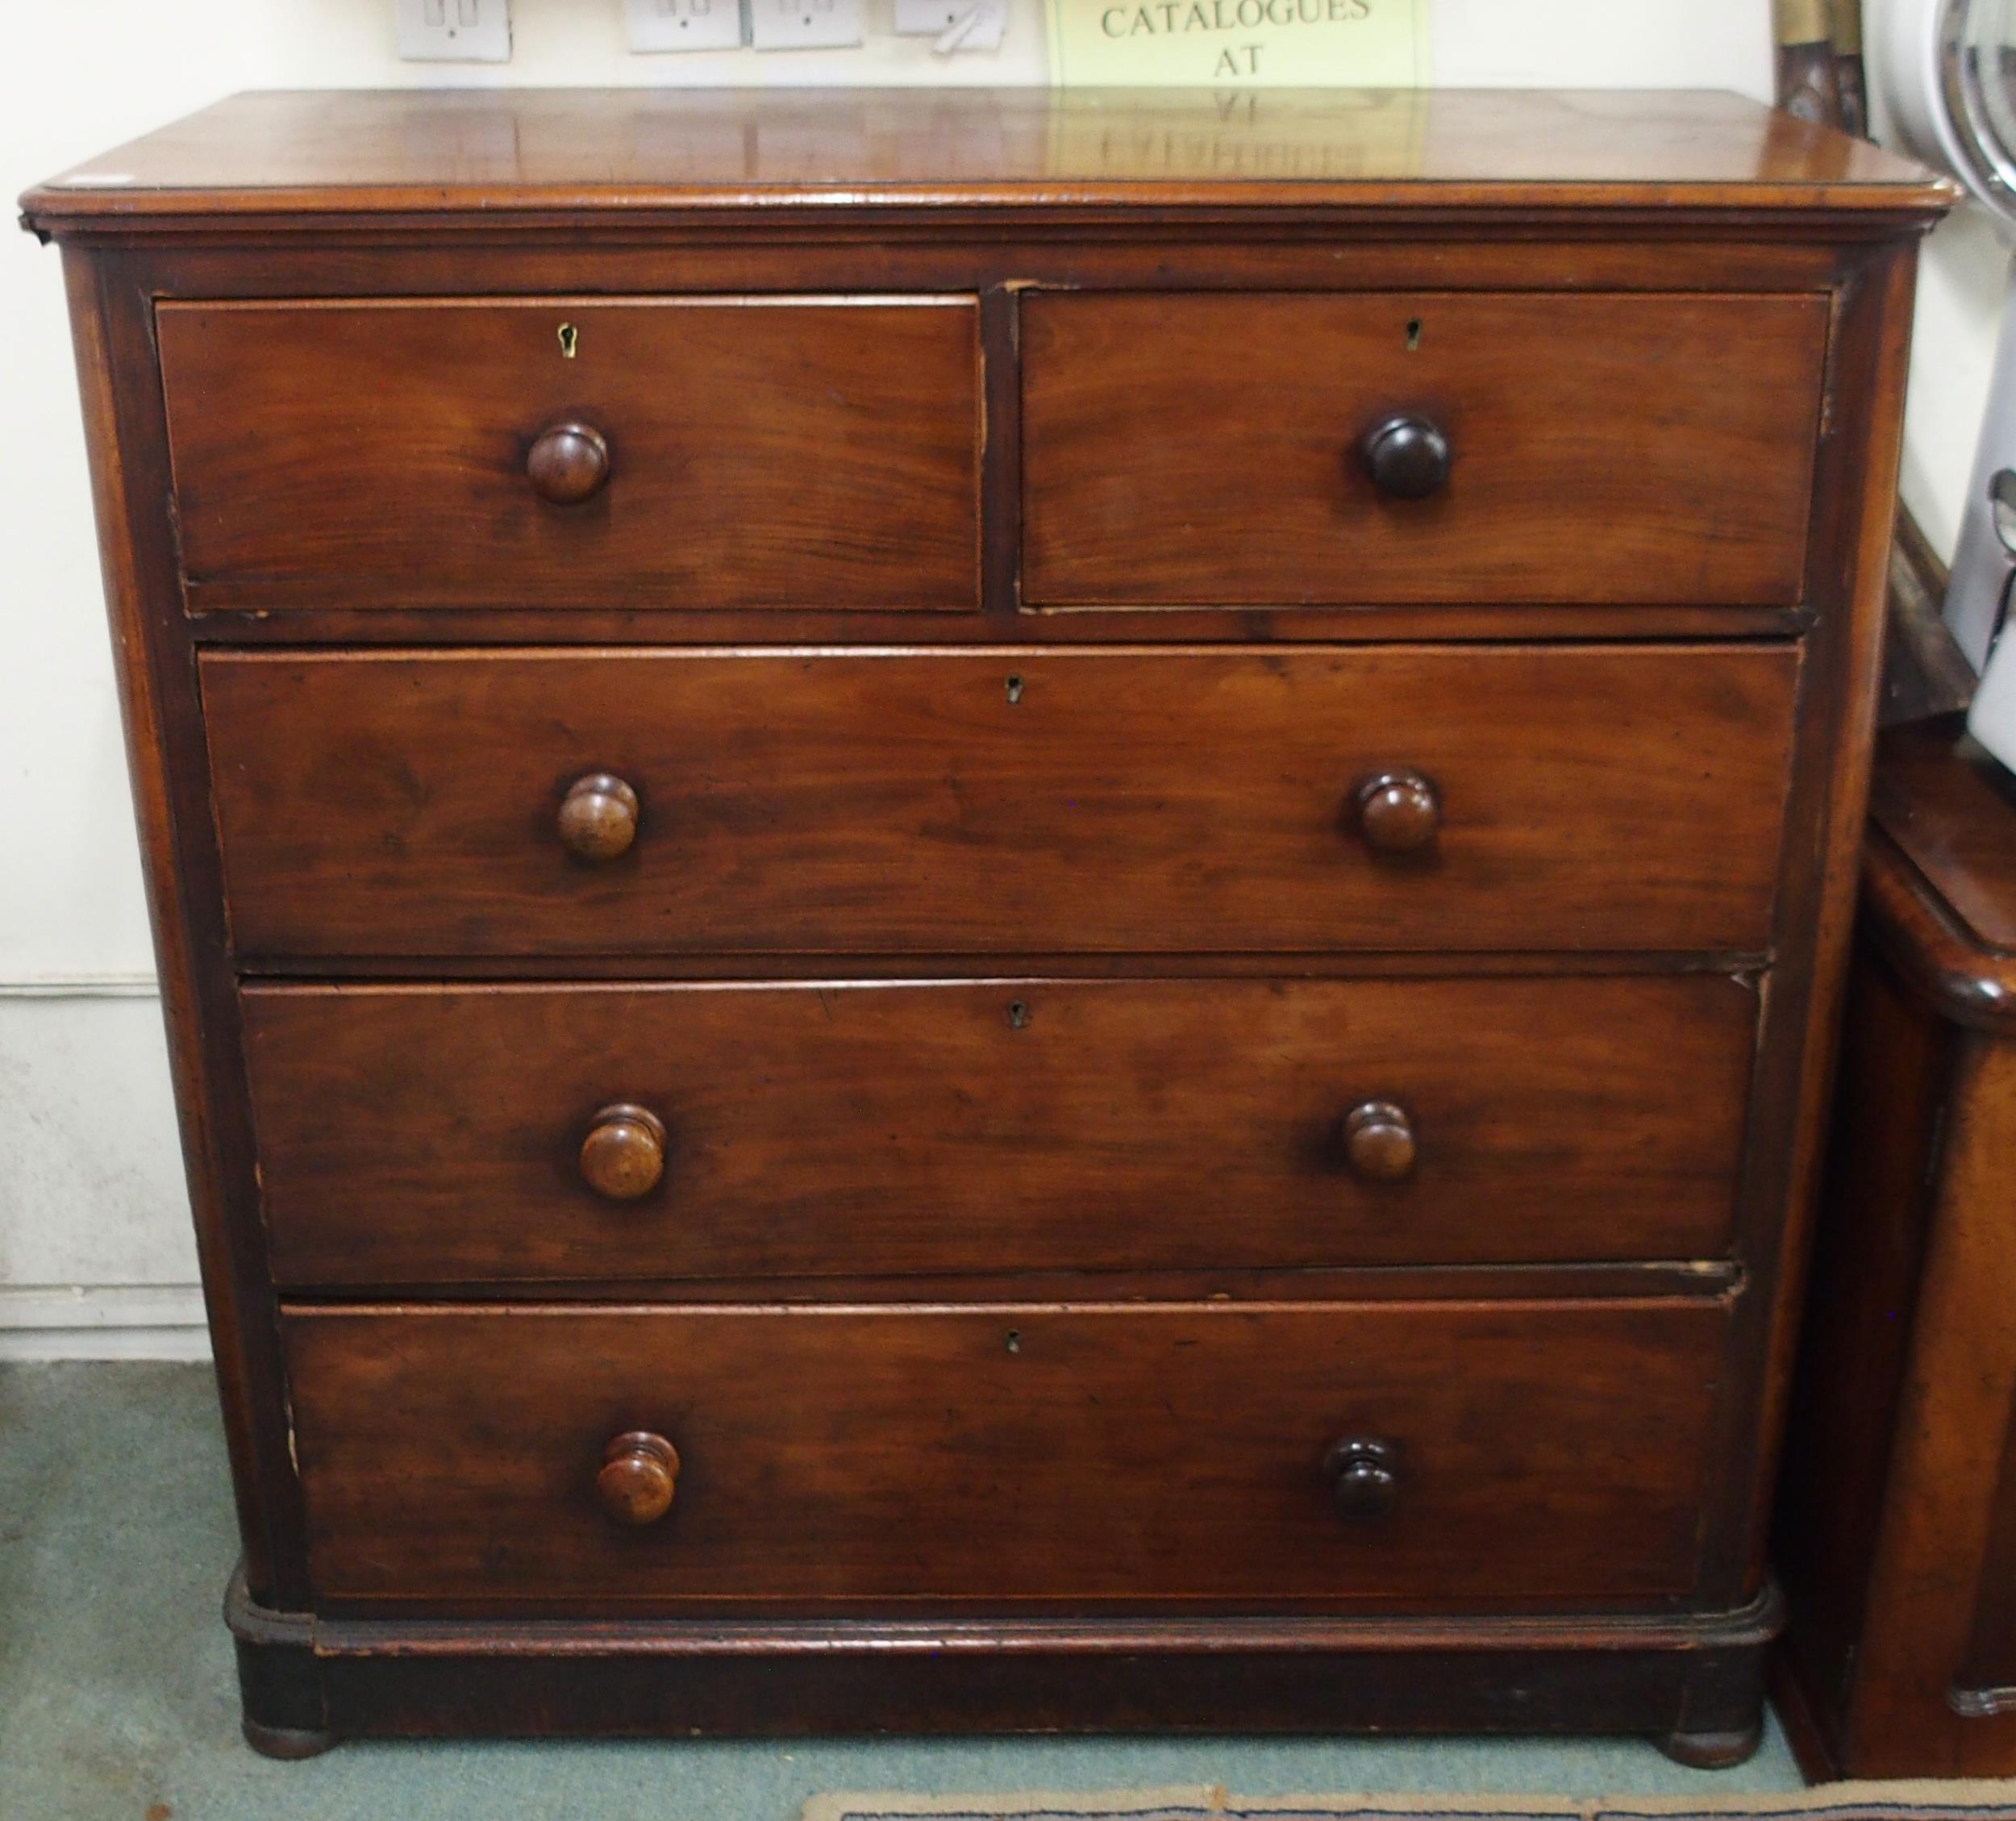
[20, 85, 1951, 1761]
[1776, 716, 2016, 1778]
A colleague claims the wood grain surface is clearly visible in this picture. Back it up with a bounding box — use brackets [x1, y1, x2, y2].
[244, 972, 1759, 1287]
[1024, 292, 1826, 607]
[159, 298, 980, 613]
[20, 88, 1954, 234]
[201, 644, 1800, 961]
[283, 1298, 1728, 1608]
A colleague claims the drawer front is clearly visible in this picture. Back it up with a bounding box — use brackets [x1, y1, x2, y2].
[246, 975, 1757, 1288]
[1022, 292, 1827, 607]
[201, 645, 1797, 960]
[284, 1300, 1726, 1607]
[158, 298, 981, 612]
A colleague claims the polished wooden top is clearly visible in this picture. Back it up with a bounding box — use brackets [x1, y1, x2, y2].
[19, 86, 1954, 236]
[1867, 715, 2016, 1028]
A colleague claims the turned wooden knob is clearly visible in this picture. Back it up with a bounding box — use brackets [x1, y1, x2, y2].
[527, 420, 610, 504]
[1361, 414, 1451, 500]
[1325, 1436, 1401, 1519]
[1343, 1100, 1417, 1182]
[557, 773, 639, 861]
[597, 1431, 680, 1526]
[580, 1103, 666, 1201]
[1354, 769, 1440, 855]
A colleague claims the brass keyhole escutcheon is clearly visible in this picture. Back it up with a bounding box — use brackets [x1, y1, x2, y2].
[557, 321, 580, 359]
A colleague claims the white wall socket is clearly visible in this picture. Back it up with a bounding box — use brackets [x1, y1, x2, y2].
[892, 0, 1006, 50]
[394, 0, 511, 61]
[748, 0, 862, 51]
[626, 0, 748, 52]
[892, 0, 963, 31]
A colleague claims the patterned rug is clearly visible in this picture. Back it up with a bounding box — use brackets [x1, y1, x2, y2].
[805, 1786, 2016, 1821]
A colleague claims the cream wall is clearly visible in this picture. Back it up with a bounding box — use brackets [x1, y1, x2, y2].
[1863, 15, 2011, 565]
[0, 1, 1810, 1358]
[1895, 207, 2008, 560]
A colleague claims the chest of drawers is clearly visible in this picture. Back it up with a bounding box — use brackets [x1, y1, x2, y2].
[21, 85, 1951, 1762]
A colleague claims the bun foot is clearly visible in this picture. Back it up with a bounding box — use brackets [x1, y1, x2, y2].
[1655, 1723, 1764, 1769]
[242, 1718, 339, 1760]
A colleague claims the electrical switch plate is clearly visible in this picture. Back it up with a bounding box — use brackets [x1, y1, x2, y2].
[895, 0, 1004, 48]
[895, 0, 996, 40]
[626, 0, 747, 52]
[748, 0, 862, 51]
[394, 0, 511, 61]
[893, 0, 964, 31]
[893, 0, 1006, 50]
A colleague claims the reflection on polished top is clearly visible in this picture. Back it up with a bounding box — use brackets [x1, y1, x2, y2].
[19, 85, 1954, 231]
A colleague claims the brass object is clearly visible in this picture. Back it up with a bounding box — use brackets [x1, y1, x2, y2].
[1775, 0, 1830, 44]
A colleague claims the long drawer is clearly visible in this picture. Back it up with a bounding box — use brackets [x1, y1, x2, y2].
[201, 645, 1798, 960]
[1022, 291, 1826, 607]
[245, 973, 1758, 1287]
[284, 1299, 1727, 1608]
[158, 297, 981, 613]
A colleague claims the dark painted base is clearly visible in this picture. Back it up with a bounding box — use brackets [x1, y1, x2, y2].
[227, 1567, 1781, 1758]
[1653, 1723, 1766, 1770]
[242, 1718, 340, 1761]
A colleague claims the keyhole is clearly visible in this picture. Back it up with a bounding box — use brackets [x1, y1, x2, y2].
[557, 322, 580, 360]
[1405, 318, 1423, 352]
[1005, 1329, 1023, 1354]
[1005, 674, 1024, 705]
[1006, 1000, 1031, 1030]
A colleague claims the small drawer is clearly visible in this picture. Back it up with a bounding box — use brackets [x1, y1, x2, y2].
[200, 644, 1797, 960]
[157, 297, 981, 613]
[282, 1299, 1727, 1608]
[1022, 292, 1827, 608]
[245, 973, 1758, 1288]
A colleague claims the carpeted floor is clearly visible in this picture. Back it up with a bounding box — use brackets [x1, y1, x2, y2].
[0, 1361, 1806, 1821]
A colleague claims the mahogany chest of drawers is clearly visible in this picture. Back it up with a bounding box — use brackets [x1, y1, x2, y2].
[21, 86, 1951, 1761]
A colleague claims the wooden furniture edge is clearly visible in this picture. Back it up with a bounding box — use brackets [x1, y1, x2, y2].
[20, 199, 1957, 248]
[1862, 827, 2016, 1031]
[222, 1562, 1783, 1757]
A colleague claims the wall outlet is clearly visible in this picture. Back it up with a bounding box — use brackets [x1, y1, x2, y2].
[893, 0, 1006, 51]
[394, 0, 511, 61]
[626, 0, 748, 52]
[892, 0, 963, 31]
[748, 0, 862, 51]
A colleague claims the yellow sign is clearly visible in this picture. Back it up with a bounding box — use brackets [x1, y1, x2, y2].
[1047, 0, 1428, 87]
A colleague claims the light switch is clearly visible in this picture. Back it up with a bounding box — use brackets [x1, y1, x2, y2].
[626, 0, 748, 52]
[748, 0, 862, 52]
[394, 0, 511, 61]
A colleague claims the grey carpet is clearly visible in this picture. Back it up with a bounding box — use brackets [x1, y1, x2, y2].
[0, 1361, 1805, 1821]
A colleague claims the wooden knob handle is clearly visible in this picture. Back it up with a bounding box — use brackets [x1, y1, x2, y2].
[527, 420, 610, 504]
[1343, 1100, 1417, 1182]
[1361, 414, 1451, 500]
[580, 1103, 666, 1201]
[1354, 769, 1440, 855]
[1325, 1436, 1401, 1519]
[597, 1431, 680, 1527]
[557, 773, 639, 861]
